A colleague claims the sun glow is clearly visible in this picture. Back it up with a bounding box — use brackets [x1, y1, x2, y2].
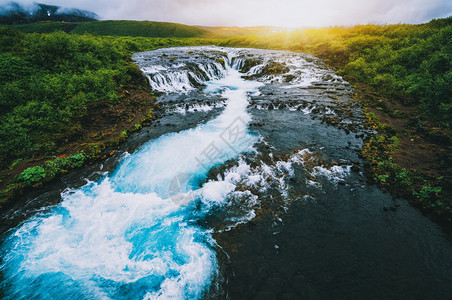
[5, 0, 451, 27]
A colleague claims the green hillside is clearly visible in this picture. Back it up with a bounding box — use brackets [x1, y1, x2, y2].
[221, 18, 452, 123]
[0, 28, 219, 205]
[9, 20, 211, 38]
[195, 26, 287, 37]
[220, 17, 452, 214]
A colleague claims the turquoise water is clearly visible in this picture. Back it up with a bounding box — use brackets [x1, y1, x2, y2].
[0, 64, 262, 299]
[3, 46, 452, 299]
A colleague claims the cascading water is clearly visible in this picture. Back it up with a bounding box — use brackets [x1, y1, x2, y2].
[0, 47, 263, 299]
[2, 46, 452, 299]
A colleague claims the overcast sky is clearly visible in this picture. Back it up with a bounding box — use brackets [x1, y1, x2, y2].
[2, 0, 451, 27]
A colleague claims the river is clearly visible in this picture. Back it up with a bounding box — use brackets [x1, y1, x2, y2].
[1, 46, 451, 299]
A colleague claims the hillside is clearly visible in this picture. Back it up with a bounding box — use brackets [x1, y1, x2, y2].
[9, 20, 213, 38]
[196, 25, 288, 37]
[0, 2, 97, 24]
[0, 17, 451, 219]
[220, 17, 452, 216]
[0, 28, 218, 206]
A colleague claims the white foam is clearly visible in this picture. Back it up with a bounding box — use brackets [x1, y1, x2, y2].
[142, 65, 167, 73]
[187, 104, 215, 113]
[302, 106, 316, 114]
[111, 68, 262, 196]
[1, 48, 268, 299]
[200, 181, 236, 204]
[312, 165, 351, 184]
[2, 47, 351, 299]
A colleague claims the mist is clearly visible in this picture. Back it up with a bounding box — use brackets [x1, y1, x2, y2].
[0, 0, 451, 27]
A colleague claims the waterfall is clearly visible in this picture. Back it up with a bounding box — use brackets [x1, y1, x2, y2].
[0, 46, 353, 299]
[0, 47, 263, 300]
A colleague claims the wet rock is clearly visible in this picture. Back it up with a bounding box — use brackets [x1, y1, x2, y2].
[283, 74, 296, 82]
[351, 165, 360, 172]
[384, 206, 398, 212]
[323, 74, 334, 81]
[322, 116, 340, 125]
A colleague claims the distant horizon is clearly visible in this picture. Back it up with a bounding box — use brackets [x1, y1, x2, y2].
[1, 0, 451, 28]
[92, 18, 450, 30]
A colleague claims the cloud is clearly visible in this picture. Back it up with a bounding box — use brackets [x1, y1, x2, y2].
[1, 0, 451, 27]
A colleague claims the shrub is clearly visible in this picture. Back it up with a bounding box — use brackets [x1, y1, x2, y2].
[413, 185, 442, 202]
[16, 166, 46, 186]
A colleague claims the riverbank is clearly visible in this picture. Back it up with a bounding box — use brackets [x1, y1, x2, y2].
[0, 69, 156, 211]
[0, 29, 221, 211]
[1, 20, 450, 222]
[218, 18, 452, 221]
[351, 78, 452, 222]
[2, 44, 452, 300]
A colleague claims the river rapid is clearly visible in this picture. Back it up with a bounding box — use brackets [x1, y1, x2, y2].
[1, 46, 452, 299]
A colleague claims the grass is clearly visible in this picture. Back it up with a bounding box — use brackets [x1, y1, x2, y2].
[9, 20, 213, 38]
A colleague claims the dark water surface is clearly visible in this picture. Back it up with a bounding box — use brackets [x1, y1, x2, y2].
[1, 47, 451, 299]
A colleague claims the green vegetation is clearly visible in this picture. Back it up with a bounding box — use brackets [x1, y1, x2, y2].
[16, 152, 86, 187]
[16, 166, 46, 186]
[221, 17, 452, 124]
[10, 20, 212, 38]
[0, 28, 215, 169]
[360, 111, 450, 216]
[219, 17, 451, 219]
[72, 21, 209, 37]
[0, 27, 218, 205]
[1, 17, 450, 219]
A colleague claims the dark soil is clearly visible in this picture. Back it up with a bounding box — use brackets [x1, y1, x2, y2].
[0, 82, 156, 192]
[353, 82, 452, 200]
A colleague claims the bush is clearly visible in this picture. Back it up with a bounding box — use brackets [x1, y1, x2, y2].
[0, 29, 216, 169]
[16, 166, 46, 186]
[413, 185, 442, 202]
[222, 17, 452, 123]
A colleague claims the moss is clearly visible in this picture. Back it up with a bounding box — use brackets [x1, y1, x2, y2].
[262, 61, 289, 75]
[360, 109, 451, 218]
[215, 58, 225, 68]
[241, 58, 259, 73]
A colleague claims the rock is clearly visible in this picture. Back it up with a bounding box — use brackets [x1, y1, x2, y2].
[351, 165, 360, 172]
[283, 75, 296, 82]
[383, 206, 397, 212]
